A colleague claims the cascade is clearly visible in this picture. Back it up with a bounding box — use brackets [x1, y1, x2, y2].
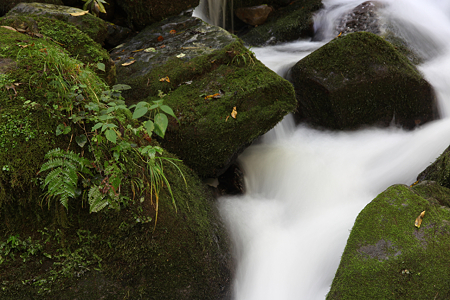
[195, 0, 233, 29]
[197, 0, 450, 298]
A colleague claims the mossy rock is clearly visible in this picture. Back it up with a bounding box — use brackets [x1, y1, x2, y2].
[0, 15, 116, 85]
[6, 2, 108, 45]
[110, 15, 297, 177]
[291, 31, 438, 130]
[0, 153, 233, 299]
[417, 145, 450, 189]
[0, 26, 106, 204]
[115, 0, 200, 30]
[239, 0, 322, 46]
[327, 182, 450, 299]
[0, 0, 63, 17]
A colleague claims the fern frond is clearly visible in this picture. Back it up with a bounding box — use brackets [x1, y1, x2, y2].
[40, 158, 65, 173]
[88, 186, 108, 213]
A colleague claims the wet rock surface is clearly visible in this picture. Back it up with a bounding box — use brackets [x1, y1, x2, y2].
[291, 31, 438, 130]
[111, 14, 297, 177]
[335, 1, 381, 36]
[327, 183, 450, 299]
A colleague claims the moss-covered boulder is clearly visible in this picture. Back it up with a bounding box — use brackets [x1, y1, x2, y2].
[0, 24, 232, 300]
[417, 145, 450, 189]
[327, 182, 450, 299]
[0, 26, 107, 200]
[0, 15, 116, 85]
[0, 0, 63, 17]
[6, 2, 108, 45]
[291, 31, 438, 130]
[115, 0, 199, 30]
[110, 14, 297, 177]
[238, 0, 323, 46]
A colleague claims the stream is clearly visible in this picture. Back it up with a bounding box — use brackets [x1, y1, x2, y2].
[197, 0, 450, 299]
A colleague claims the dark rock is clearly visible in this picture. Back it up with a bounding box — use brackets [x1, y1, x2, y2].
[417, 145, 450, 189]
[290, 31, 438, 130]
[335, 1, 382, 36]
[239, 0, 323, 46]
[0, 0, 63, 17]
[235, 5, 273, 26]
[110, 14, 297, 177]
[115, 0, 200, 30]
[327, 183, 450, 299]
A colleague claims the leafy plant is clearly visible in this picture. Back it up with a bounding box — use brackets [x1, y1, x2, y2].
[39, 149, 91, 210]
[82, 0, 108, 16]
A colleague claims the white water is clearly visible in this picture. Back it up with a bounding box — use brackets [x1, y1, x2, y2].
[212, 0, 450, 299]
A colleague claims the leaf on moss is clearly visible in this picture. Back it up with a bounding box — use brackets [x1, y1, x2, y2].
[169, 30, 176, 34]
[415, 211, 425, 228]
[231, 106, 237, 119]
[204, 93, 221, 100]
[1, 26, 17, 32]
[157, 36, 164, 42]
[144, 47, 156, 52]
[132, 49, 144, 53]
[121, 60, 135, 66]
[70, 10, 89, 16]
[159, 76, 170, 83]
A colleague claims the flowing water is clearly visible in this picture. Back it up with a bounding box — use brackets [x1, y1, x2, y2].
[198, 0, 450, 299]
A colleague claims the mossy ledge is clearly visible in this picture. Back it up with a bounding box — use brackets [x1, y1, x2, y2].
[327, 183, 450, 299]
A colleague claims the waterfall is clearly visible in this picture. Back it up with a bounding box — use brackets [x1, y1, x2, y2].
[194, 0, 233, 30]
[197, 0, 450, 298]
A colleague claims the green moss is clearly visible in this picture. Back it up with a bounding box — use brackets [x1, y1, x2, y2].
[0, 152, 231, 299]
[240, 0, 323, 45]
[327, 184, 450, 299]
[137, 40, 296, 177]
[417, 146, 450, 189]
[292, 31, 436, 130]
[0, 15, 115, 85]
[0, 27, 106, 205]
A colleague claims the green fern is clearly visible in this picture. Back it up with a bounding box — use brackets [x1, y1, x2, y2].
[88, 186, 108, 213]
[40, 148, 90, 210]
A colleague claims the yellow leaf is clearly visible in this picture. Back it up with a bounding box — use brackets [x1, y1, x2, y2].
[132, 49, 144, 53]
[415, 211, 425, 228]
[121, 60, 135, 66]
[70, 10, 89, 16]
[1, 26, 17, 32]
[231, 106, 237, 119]
[159, 76, 170, 83]
[225, 116, 230, 122]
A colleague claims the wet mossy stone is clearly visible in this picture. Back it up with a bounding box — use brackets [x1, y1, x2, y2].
[0, 15, 116, 85]
[0, 26, 106, 204]
[239, 0, 323, 46]
[291, 31, 438, 130]
[418, 145, 450, 189]
[111, 15, 297, 177]
[327, 183, 450, 299]
[6, 2, 108, 45]
[0, 0, 63, 17]
[116, 0, 199, 30]
[0, 153, 233, 299]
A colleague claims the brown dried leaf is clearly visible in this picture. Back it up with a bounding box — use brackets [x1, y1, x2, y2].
[122, 60, 135, 66]
[415, 211, 425, 228]
[231, 106, 237, 119]
[204, 93, 220, 100]
[1, 26, 17, 32]
[70, 10, 89, 16]
[169, 30, 177, 34]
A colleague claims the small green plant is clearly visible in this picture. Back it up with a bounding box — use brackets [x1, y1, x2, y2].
[39, 149, 91, 210]
[82, 0, 108, 16]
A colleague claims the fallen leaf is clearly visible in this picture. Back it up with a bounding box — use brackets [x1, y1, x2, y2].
[122, 60, 135, 66]
[211, 59, 216, 63]
[160, 45, 166, 48]
[159, 76, 170, 83]
[70, 10, 89, 16]
[39, 48, 47, 53]
[1, 26, 17, 32]
[144, 47, 156, 53]
[169, 30, 176, 34]
[17, 43, 35, 49]
[231, 106, 237, 119]
[337, 32, 342, 38]
[157, 36, 164, 42]
[132, 49, 144, 53]
[415, 211, 425, 228]
[176, 53, 186, 58]
[225, 115, 230, 122]
[205, 93, 221, 100]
